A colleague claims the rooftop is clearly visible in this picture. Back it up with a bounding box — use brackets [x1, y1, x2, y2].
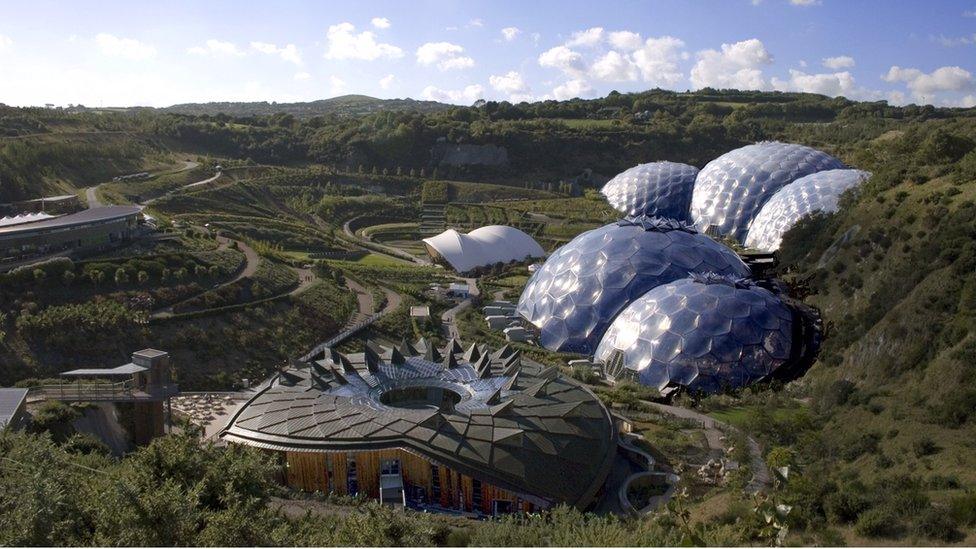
[0, 206, 142, 236]
[61, 363, 148, 377]
[0, 388, 29, 429]
[222, 338, 616, 507]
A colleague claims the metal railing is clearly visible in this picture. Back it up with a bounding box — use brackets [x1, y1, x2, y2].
[33, 381, 178, 402]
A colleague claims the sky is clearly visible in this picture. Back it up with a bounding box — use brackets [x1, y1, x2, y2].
[0, 0, 975, 108]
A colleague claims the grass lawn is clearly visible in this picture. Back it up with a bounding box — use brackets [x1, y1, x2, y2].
[707, 404, 808, 429]
[354, 253, 408, 267]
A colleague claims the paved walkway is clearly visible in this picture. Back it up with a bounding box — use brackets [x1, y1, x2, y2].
[341, 216, 430, 265]
[642, 400, 771, 494]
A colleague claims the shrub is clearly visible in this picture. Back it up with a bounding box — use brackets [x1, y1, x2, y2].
[912, 506, 959, 542]
[855, 507, 900, 538]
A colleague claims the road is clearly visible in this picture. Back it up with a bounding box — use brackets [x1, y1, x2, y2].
[85, 185, 103, 208]
[85, 159, 202, 209]
[440, 278, 480, 339]
[641, 400, 772, 494]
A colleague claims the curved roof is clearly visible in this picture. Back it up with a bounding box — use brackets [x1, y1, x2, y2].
[516, 215, 751, 354]
[601, 161, 699, 220]
[423, 225, 545, 273]
[744, 169, 870, 252]
[690, 141, 846, 243]
[595, 274, 793, 395]
[222, 339, 616, 507]
[0, 206, 142, 237]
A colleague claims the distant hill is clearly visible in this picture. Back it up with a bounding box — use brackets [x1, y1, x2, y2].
[157, 94, 454, 118]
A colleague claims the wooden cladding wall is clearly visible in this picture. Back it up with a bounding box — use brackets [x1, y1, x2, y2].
[281, 449, 539, 515]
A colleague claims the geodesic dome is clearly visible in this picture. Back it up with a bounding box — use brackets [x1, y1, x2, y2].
[744, 169, 870, 252]
[601, 161, 699, 220]
[690, 141, 846, 243]
[594, 273, 794, 394]
[516, 216, 751, 354]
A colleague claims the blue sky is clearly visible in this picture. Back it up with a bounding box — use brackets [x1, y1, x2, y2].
[0, 0, 974, 108]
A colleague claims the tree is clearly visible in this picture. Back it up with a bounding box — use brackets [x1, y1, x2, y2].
[61, 271, 75, 287]
[114, 268, 129, 286]
[136, 271, 149, 285]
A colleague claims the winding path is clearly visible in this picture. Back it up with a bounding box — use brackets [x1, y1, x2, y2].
[641, 400, 772, 494]
[149, 236, 260, 319]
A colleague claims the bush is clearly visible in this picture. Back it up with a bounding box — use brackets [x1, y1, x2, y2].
[912, 506, 959, 542]
[855, 507, 900, 538]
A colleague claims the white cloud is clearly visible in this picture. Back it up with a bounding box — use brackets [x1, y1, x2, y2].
[790, 0, 821, 5]
[965, 9, 976, 17]
[250, 41, 302, 64]
[379, 74, 396, 89]
[632, 36, 687, 86]
[552, 79, 593, 100]
[531, 32, 541, 45]
[330, 75, 347, 94]
[501, 27, 521, 42]
[421, 84, 484, 104]
[489, 70, 529, 97]
[608, 31, 643, 51]
[96, 33, 157, 60]
[883, 65, 976, 103]
[324, 22, 403, 60]
[935, 34, 976, 47]
[961, 94, 976, 107]
[469, 19, 484, 27]
[416, 41, 474, 70]
[566, 27, 604, 47]
[0, 34, 12, 53]
[293, 72, 311, 81]
[371, 17, 391, 29]
[772, 69, 859, 97]
[187, 39, 244, 58]
[590, 51, 638, 82]
[690, 38, 773, 90]
[538, 45, 586, 76]
[822, 55, 855, 69]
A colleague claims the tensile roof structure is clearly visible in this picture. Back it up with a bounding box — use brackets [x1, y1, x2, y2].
[423, 225, 545, 273]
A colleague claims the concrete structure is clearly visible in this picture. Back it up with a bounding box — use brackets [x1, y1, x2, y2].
[0, 388, 29, 431]
[503, 326, 531, 342]
[0, 206, 143, 267]
[483, 305, 516, 316]
[409, 305, 431, 319]
[423, 225, 545, 274]
[222, 339, 616, 515]
[485, 315, 518, 330]
[448, 282, 470, 298]
[42, 349, 178, 445]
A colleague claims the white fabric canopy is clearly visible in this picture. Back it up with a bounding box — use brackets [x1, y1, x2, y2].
[423, 225, 545, 273]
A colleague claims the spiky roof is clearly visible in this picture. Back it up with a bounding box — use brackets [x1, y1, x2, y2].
[221, 338, 616, 507]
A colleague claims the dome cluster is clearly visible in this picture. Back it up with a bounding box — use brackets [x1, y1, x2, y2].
[744, 169, 870, 251]
[516, 216, 750, 354]
[600, 161, 699, 221]
[689, 141, 847, 242]
[594, 274, 794, 394]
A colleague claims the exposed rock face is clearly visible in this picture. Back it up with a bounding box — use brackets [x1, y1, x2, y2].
[431, 143, 509, 167]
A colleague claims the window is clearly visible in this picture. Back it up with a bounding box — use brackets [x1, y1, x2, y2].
[381, 459, 401, 475]
[430, 465, 441, 500]
[472, 478, 483, 510]
[346, 453, 358, 495]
